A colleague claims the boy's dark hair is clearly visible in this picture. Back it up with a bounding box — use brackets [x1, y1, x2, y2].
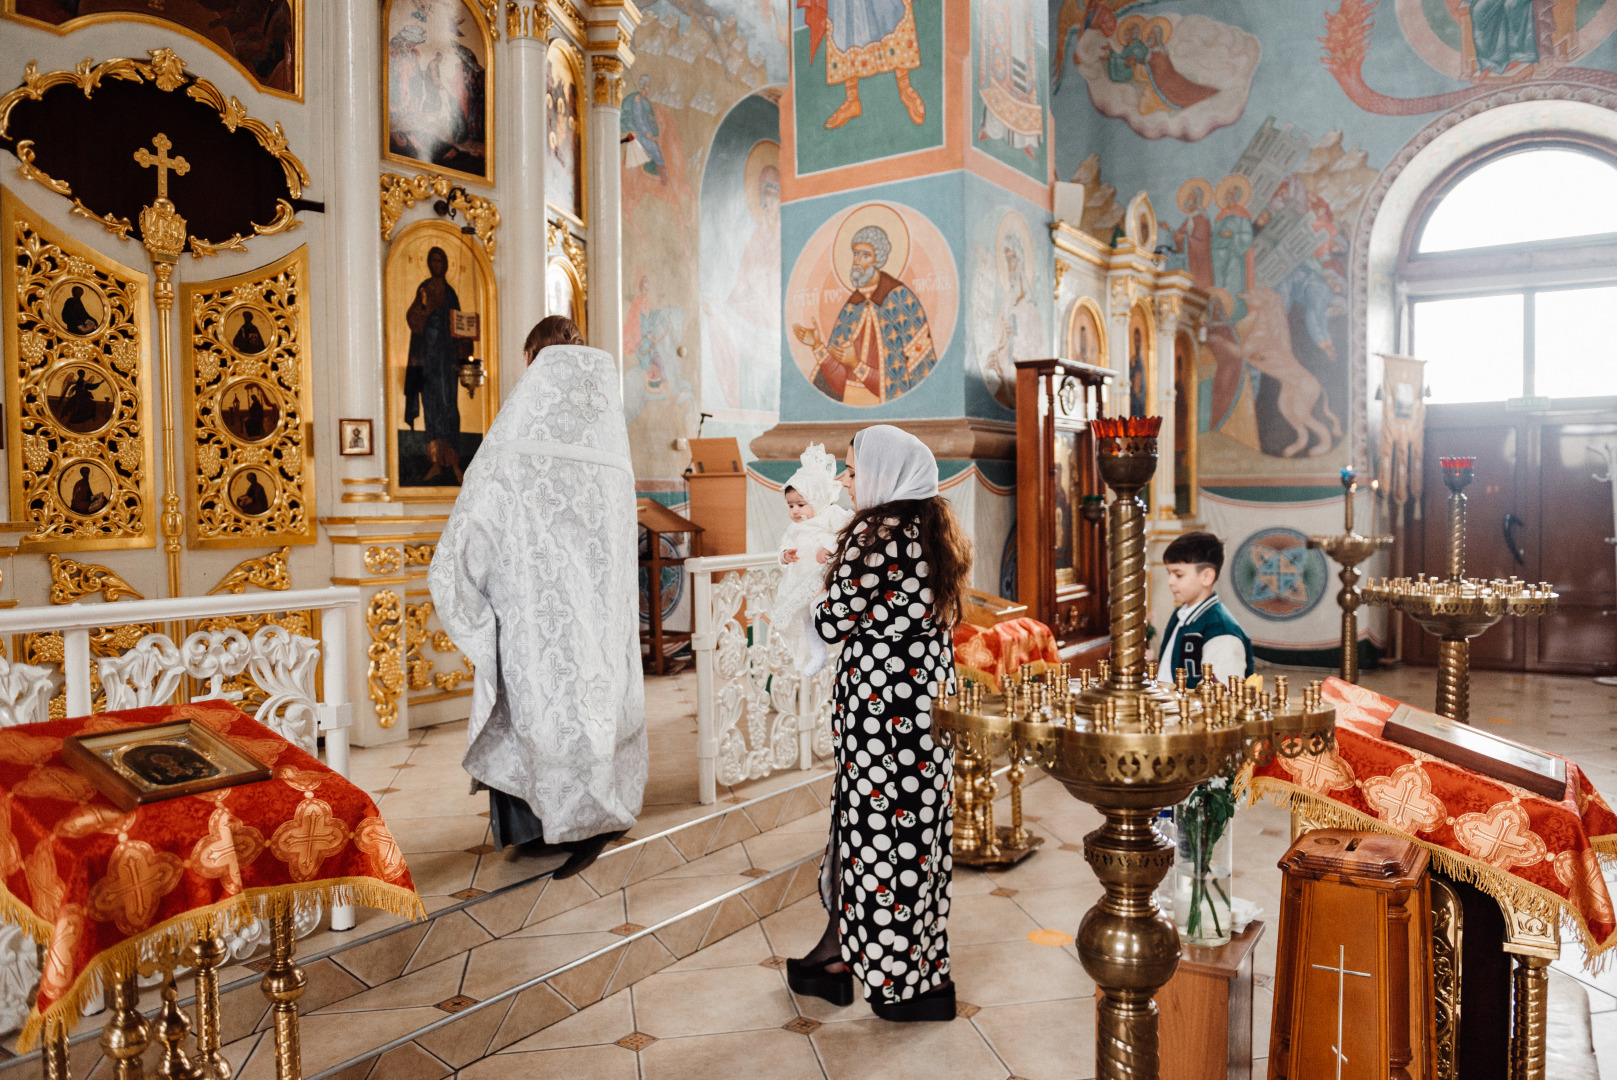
[783, 485, 798, 495]
[1163, 531, 1225, 579]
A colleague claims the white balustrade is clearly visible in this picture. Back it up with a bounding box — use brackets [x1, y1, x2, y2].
[686, 554, 834, 805]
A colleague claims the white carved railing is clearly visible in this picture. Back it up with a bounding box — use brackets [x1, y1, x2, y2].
[687, 554, 835, 805]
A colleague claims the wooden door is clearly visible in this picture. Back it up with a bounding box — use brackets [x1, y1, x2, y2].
[1406, 403, 1617, 676]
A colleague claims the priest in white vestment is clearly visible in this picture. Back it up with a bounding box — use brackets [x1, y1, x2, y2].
[429, 320, 647, 877]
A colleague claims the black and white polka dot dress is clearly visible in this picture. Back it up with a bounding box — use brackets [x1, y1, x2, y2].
[814, 517, 954, 1005]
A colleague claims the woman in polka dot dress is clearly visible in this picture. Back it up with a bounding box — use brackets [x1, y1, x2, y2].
[785, 425, 972, 1023]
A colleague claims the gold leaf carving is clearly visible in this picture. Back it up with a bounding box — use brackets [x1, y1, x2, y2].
[4, 189, 155, 551]
[379, 174, 500, 258]
[364, 546, 403, 575]
[48, 556, 143, 605]
[367, 591, 405, 729]
[403, 543, 436, 567]
[180, 247, 316, 547]
[207, 547, 293, 595]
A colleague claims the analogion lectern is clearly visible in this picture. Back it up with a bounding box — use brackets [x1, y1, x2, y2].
[1269, 830, 1434, 1080]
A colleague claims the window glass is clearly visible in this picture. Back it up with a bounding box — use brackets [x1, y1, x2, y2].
[1534, 285, 1617, 399]
[1418, 149, 1617, 253]
[1413, 294, 1524, 403]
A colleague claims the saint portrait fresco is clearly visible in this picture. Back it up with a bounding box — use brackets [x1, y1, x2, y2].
[48, 280, 107, 337]
[1127, 304, 1151, 419]
[385, 221, 497, 499]
[1066, 299, 1104, 369]
[229, 468, 274, 517]
[6, 0, 300, 98]
[546, 41, 585, 222]
[785, 202, 957, 407]
[1392, 0, 1617, 82]
[58, 461, 113, 518]
[218, 380, 281, 443]
[972, 208, 1045, 410]
[45, 365, 115, 435]
[385, 0, 492, 183]
[975, 0, 1046, 181]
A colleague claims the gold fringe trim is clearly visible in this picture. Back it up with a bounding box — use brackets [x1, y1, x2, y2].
[1247, 775, 1617, 975]
[13, 878, 424, 1051]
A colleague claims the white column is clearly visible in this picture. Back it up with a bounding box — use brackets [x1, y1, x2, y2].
[586, 55, 626, 369]
[500, 4, 553, 399]
[327, 0, 388, 476]
[326, 0, 393, 731]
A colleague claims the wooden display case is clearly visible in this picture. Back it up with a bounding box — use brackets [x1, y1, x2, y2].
[1014, 357, 1113, 662]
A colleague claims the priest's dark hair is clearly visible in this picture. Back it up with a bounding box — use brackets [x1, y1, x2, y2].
[523, 316, 584, 363]
[1163, 530, 1225, 579]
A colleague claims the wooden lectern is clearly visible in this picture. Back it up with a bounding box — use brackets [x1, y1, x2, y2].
[637, 499, 702, 675]
[1269, 830, 1434, 1080]
[684, 437, 747, 555]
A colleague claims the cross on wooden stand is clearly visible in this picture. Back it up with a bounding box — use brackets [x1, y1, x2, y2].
[134, 133, 190, 200]
[1311, 943, 1373, 1080]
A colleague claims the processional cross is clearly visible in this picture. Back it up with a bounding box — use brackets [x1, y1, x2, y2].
[1311, 943, 1372, 1080]
[133, 133, 190, 200]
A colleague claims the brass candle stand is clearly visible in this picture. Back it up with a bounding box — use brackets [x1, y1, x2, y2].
[1363, 457, 1557, 723]
[1307, 468, 1391, 683]
[947, 674, 1045, 868]
[936, 417, 1336, 1080]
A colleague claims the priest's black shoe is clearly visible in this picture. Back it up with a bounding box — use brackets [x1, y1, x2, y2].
[871, 979, 955, 1023]
[553, 830, 628, 879]
[785, 956, 855, 1007]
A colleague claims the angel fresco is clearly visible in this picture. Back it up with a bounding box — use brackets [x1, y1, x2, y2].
[1068, 6, 1259, 142]
[386, 0, 490, 182]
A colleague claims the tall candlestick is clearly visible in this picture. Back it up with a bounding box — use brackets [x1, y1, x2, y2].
[1341, 467, 1357, 534]
[1371, 479, 1379, 540]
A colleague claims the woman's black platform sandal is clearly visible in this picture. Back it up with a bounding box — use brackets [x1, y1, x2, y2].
[785, 957, 855, 1007]
[870, 979, 955, 1023]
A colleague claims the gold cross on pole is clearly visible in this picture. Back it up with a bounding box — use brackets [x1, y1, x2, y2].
[133, 133, 190, 201]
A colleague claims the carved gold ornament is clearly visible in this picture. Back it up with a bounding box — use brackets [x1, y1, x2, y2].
[507, 0, 551, 37]
[2, 188, 156, 551]
[403, 543, 436, 568]
[1155, 294, 1182, 328]
[379, 174, 501, 258]
[0, 52, 308, 258]
[180, 247, 316, 548]
[367, 591, 405, 728]
[48, 556, 143, 604]
[208, 547, 293, 595]
[364, 546, 404, 575]
[591, 55, 625, 107]
[404, 599, 474, 695]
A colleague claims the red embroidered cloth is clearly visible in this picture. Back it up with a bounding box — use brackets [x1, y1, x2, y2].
[953, 617, 1061, 685]
[1249, 677, 1617, 960]
[0, 700, 424, 1046]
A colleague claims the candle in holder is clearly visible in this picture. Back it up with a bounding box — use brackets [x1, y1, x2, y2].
[1371, 478, 1379, 539]
[1340, 467, 1357, 533]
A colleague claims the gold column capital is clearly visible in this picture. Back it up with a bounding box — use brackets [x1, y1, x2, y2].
[590, 55, 626, 106]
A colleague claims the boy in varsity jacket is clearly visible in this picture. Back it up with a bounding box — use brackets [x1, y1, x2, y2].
[1155, 531, 1254, 690]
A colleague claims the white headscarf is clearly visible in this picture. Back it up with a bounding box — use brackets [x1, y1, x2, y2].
[851, 425, 939, 509]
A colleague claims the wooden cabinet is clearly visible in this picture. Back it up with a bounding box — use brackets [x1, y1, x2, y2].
[1013, 358, 1113, 661]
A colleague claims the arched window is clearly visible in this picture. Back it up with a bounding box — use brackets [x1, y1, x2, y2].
[1401, 144, 1617, 404]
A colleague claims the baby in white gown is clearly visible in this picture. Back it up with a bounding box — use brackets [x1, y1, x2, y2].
[771, 444, 852, 677]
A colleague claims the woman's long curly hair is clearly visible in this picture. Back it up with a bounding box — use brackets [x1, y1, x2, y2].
[825, 495, 974, 629]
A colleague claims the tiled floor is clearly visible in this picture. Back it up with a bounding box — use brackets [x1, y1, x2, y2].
[11, 664, 1613, 1079]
